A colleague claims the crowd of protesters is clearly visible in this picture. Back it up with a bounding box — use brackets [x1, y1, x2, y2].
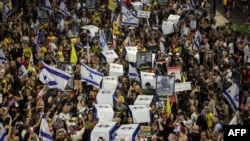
[0, 0, 249, 141]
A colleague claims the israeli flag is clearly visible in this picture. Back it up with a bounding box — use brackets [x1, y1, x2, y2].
[134, 95, 154, 108]
[81, 63, 104, 88]
[57, 18, 65, 33]
[96, 89, 116, 106]
[39, 114, 53, 141]
[3, 4, 12, 22]
[125, 46, 138, 63]
[0, 49, 7, 66]
[102, 76, 118, 90]
[94, 104, 114, 122]
[140, 71, 156, 89]
[223, 83, 239, 112]
[99, 30, 109, 51]
[128, 63, 138, 80]
[41, 62, 71, 90]
[0, 121, 7, 141]
[91, 122, 117, 141]
[39, 69, 58, 89]
[193, 29, 201, 50]
[109, 63, 123, 77]
[128, 105, 151, 123]
[121, 5, 139, 27]
[44, 0, 53, 16]
[59, 1, 70, 17]
[189, 0, 196, 10]
[101, 50, 118, 63]
[31, 19, 40, 34]
[18, 64, 28, 79]
[115, 124, 140, 141]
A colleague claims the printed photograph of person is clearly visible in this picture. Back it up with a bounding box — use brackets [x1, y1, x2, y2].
[137, 52, 152, 70]
[156, 75, 175, 96]
[57, 61, 74, 75]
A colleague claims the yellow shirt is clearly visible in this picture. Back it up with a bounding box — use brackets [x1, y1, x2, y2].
[2, 37, 11, 49]
[40, 46, 47, 59]
[117, 95, 125, 103]
[23, 47, 32, 58]
[206, 113, 214, 128]
[57, 51, 64, 61]
[47, 36, 56, 43]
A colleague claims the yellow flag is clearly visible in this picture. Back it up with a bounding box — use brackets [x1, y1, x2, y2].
[108, 0, 115, 11]
[70, 43, 78, 64]
[166, 97, 171, 117]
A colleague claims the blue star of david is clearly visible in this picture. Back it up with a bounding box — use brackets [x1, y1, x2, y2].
[98, 124, 110, 128]
[44, 76, 47, 80]
[234, 94, 239, 102]
[120, 127, 134, 130]
[89, 73, 93, 80]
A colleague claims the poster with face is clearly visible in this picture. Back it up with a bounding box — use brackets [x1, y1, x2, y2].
[57, 61, 74, 75]
[156, 75, 175, 98]
[137, 51, 152, 70]
[99, 28, 113, 44]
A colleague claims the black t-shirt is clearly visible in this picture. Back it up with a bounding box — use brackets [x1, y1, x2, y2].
[188, 132, 201, 141]
[196, 115, 208, 131]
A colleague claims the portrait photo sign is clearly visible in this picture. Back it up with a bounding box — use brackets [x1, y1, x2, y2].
[137, 51, 152, 70]
[156, 75, 175, 98]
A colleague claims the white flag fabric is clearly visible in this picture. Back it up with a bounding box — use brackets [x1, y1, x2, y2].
[167, 14, 180, 26]
[140, 71, 156, 89]
[121, 5, 139, 27]
[81, 25, 100, 39]
[109, 63, 123, 76]
[91, 122, 117, 141]
[0, 49, 6, 66]
[94, 104, 114, 122]
[99, 30, 109, 51]
[39, 69, 58, 89]
[39, 114, 53, 141]
[115, 124, 140, 141]
[193, 29, 201, 50]
[189, 0, 196, 10]
[57, 18, 65, 33]
[44, 0, 53, 16]
[229, 111, 239, 125]
[129, 105, 151, 123]
[81, 63, 104, 88]
[101, 50, 118, 63]
[59, 1, 70, 17]
[3, 4, 11, 22]
[223, 83, 239, 112]
[128, 64, 138, 80]
[134, 95, 154, 108]
[102, 76, 118, 90]
[152, 53, 156, 68]
[96, 89, 116, 106]
[18, 64, 28, 79]
[0, 121, 7, 141]
[125, 46, 138, 63]
[41, 62, 71, 90]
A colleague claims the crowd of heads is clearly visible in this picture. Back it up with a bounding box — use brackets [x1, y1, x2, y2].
[0, 0, 249, 141]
